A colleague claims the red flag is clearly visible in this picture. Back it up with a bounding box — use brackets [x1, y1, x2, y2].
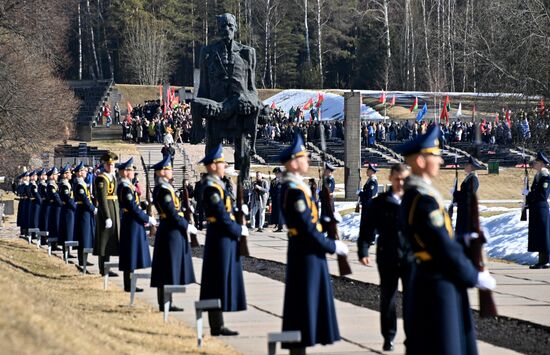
[127, 101, 133, 116]
[539, 98, 545, 116]
[390, 95, 396, 106]
[271, 101, 276, 109]
[303, 97, 314, 110]
[495, 113, 499, 124]
[505, 110, 511, 128]
[379, 91, 386, 104]
[440, 99, 449, 124]
[316, 92, 324, 108]
[409, 97, 418, 112]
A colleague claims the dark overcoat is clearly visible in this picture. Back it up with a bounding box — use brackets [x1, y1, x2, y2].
[29, 182, 42, 229]
[269, 179, 284, 225]
[74, 179, 95, 249]
[151, 180, 195, 286]
[280, 173, 340, 349]
[401, 175, 478, 355]
[527, 170, 550, 253]
[199, 174, 246, 312]
[17, 183, 30, 229]
[38, 182, 50, 233]
[47, 182, 62, 239]
[118, 179, 151, 272]
[59, 179, 76, 243]
[94, 173, 120, 256]
[454, 172, 479, 235]
[359, 177, 379, 238]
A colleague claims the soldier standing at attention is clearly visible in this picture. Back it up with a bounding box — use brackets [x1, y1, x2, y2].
[47, 167, 62, 250]
[59, 164, 77, 258]
[16, 171, 30, 238]
[28, 170, 41, 238]
[269, 167, 285, 232]
[117, 158, 155, 292]
[357, 163, 412, 352]
[454, 156, 483, 235]
[358, 163, 378, 240]
[150, 155, 196, 311]
[73, 162, 97, 269]
[279, 133, 348, 354]
[397, 125, 496, 355]
[199, 144, 248, 336]
[94, 152, 120, 276]
[38, 169, 50, 245]
[319, 162, 335, 218]
[526, 152, 550, 269]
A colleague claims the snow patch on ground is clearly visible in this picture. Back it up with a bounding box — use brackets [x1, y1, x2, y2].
[264, 89, 384, 121]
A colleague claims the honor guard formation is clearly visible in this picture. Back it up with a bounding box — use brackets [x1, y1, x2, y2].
[11, 126, 550, 354]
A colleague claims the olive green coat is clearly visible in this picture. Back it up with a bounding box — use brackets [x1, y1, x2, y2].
[94, 172, 120, 256]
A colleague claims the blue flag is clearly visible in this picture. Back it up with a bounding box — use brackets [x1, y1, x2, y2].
[416, 103, 428, 122]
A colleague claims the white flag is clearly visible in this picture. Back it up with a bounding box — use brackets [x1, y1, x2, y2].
[456, 102, 463, 118]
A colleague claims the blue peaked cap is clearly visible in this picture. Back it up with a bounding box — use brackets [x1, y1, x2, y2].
[73, 161, 86, 173]
[116, 157, 134, 170]
[59, 164, 71, 174]
[366, 163, 377, 173]
[536, 151, 550, 165]
[279, 132, 307, 163]
[395, 124, 442, 157]
[467, 156, 484, 170]
[151, 154, 172, 171]
[199, 144, 225, 165]
[46, 167, 59, 177]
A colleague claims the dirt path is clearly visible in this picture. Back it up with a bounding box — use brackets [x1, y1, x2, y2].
[0, 237, 238, 355]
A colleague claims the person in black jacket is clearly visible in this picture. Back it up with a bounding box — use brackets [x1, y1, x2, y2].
[357, 163, 411, 352]
[454, 156, 483, 235]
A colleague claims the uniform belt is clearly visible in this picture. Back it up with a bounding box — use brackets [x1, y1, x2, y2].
[76, 201, 83, 205]
[206, 217, 217, 223]
[30, 198, 36, 201]
[159, 212, 184, 219]
[288, 228, 298, 237]
[49, 200, 54, 203]
[106, 196, 118, 200]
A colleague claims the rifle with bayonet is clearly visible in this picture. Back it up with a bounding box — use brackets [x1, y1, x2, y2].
[319, 124, 352, 276]
[140, 156, 157, 239]
[355, 167, 362, 213]
[466, 183, 498, 317]
[236, 135, 251, 257]
[180, 178, 200, 247]
[520, 148, 529, 221]
[448, 154, 459, 219]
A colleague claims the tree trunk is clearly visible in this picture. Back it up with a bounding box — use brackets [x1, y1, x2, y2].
[316, 0, 323, 88]
[78, 0, 82, 80]
[382, 0, 391, 91]
[304, 0, 311, 65]
[421, 0, 433, 91]
[84, 0, 101, 80]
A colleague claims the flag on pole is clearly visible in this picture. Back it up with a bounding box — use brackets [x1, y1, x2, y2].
[390, 95, 396, 106]
[316, 92, 324, 108]
[159, 85, 163, 104]
[416, 103, 428, 122]
[271, 101, 276, 109]
[445, 96, 451, 112]
[303, 97, 314, 110]
[440, 98, 449, 124]
[505, 110, 511, 128]
[409, 97, 418, 112]
[456, 102, 462, 118]
[495, 113, 499, 125]
[127, 101, 133, 116]
[379, 90, 386, 104]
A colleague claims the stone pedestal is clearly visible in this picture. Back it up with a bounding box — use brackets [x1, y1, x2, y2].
[344, 91, 361, 200]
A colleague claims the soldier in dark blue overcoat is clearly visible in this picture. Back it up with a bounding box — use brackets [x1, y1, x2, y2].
[28, 170, 41, 234]
[526, 151, 550, 269]
[269, 167, 285, 232]
[73, 162, 97, 268]
[358, 163, 378, 240]
[150, 155, 196, 311]
[117, 158, 154, 292]
[59, 165, 77, 257]
[16, 172, 30, 237]
[199, 144, 248, 336]
[47, 167, 62, 249]
[279, 133, 348, 353]
[397, 125, 496, 355]
[454, 156, 482, 235]
[38, 169, 50, 244]
[318, 162, 336, 219]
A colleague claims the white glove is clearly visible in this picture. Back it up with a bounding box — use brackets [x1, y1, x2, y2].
[333, 212, 343, 223]
[241, 225, 249, 237]
[462, 232, 479, 247]
[148, 216, 157, 226]
[356, 189, 361, 196]
[241, 204, 249, 216]
[93, 208, 98, 215]
[334, 240, 349, 256]
[476, 270, 497, 290]
[105, 218, 112, 229]
[522, 188, 529, 196]
[187, 224, 198, 235]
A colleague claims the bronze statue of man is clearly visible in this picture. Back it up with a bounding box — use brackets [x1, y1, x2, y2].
[190, 13, 263, 182]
